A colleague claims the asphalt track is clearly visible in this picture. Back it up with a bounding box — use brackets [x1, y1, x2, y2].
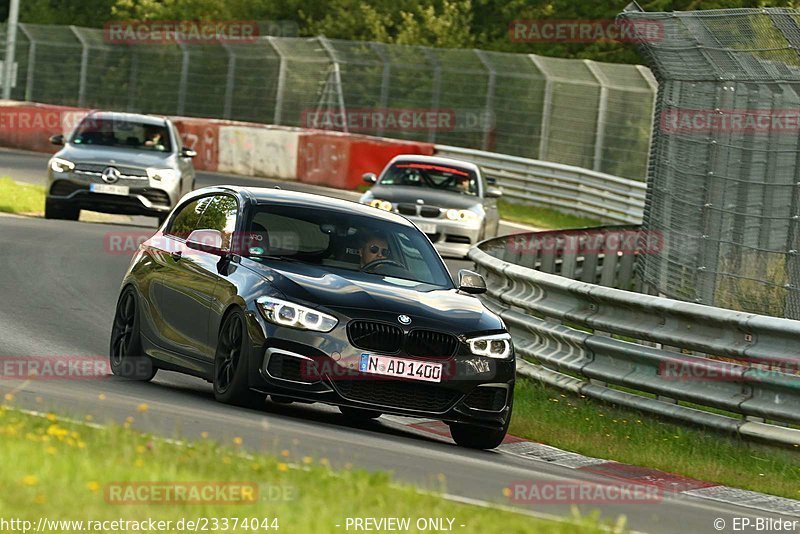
[0, 148, 796, 533]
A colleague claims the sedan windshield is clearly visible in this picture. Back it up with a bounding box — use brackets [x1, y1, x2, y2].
[70, 117, 172, 152]
[379, 162, 479, 196]
[244, 203, 453, 289]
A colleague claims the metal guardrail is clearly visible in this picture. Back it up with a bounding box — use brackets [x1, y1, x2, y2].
[470, 229, 800, 446]
[434, 144, 646, 225]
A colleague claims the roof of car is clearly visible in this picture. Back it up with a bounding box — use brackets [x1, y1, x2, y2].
[387, 154, 481, 173]
[85, 111, 169, 126]
[210, 186, 415, 226]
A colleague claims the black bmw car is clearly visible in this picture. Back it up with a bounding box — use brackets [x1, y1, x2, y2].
[110, 186, 514, 449]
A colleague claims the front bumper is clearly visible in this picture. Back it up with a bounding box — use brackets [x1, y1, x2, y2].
[244, 310, 514, 430]
[46, 170, 178, 216]
[405, 215, 482, 258]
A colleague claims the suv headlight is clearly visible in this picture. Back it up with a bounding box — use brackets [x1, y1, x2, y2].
[467, 333, 512, 359]
[147, 168, 179, 182]
[256, 296, 338, 332]
[445, 209, 480, 222]
[369, 199, 392, 211]
[50, 158, 74, 173]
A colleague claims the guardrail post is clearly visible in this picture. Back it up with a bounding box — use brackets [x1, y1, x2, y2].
[318, 36, 348, 133]
[17, 24, 34, 102]
[266, 37, 286, 125]
[177, 42, 189, 116]
[422, 48, 442, 144]
[529, 55, 551, 160]
[474, 49, 496, 152]
[69, 26, 89, 107]
[584, 60, 609, 173]
[370, 42, 391, 138]
[221, 42, 236, 119]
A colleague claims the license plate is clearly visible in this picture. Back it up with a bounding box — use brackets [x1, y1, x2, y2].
[90, 183, 129, 196]
[359, 353, 442, 383]
[416, 222, 437, 234]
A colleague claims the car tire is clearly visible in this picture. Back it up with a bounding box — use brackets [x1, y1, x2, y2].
[339, 406, 381, 420]
[44, 199, 79, 221]
[109, 286, 157, 381]
[213, 309, 263, 408]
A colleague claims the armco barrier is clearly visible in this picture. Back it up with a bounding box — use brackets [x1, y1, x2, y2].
[434, 144, 646, 225]
[470, 230, 800, 446]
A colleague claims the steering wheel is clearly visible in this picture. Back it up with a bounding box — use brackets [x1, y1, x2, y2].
[361, 258, 405, 273]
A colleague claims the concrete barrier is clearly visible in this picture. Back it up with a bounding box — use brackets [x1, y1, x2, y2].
[218, 126, 299, 180]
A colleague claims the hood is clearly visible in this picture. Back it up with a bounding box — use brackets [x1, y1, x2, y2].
[57, 144, 175, 169]
[368, 185, 482, 210]
[245, 260, 501, 333]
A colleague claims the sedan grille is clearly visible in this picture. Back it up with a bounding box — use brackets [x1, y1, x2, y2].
[74, 163, 148, 177]
[419, 206, 441, 218]
[396, 203, 417, 216]
[406, 329, 458, 358]
[347, 321, 404, 353]
[335, 380, 461, 412]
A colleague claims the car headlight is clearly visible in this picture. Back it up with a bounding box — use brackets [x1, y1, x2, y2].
[467, 333, 512, 359]
[369, 199, 393, 211]
[445, 209, 480, 222]
[146, 168, 179, 182]
[256, 296, 338, 332]
[49, 158, 75, 173]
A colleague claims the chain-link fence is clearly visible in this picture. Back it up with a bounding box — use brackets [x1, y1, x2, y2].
[620, 7, 800, 320]
[0, 23, 656, 181]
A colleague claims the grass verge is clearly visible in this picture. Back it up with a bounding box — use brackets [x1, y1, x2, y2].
[0, 405, 612, 533]
[0, 177, 46, 215]
[510, 377, 800, 499]
[498, 200, 601, 230]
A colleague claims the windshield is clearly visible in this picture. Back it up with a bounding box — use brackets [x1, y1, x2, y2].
[379, 162, 479, 196]
[244, 203, 453, 289]
[70, 117, 172, 152]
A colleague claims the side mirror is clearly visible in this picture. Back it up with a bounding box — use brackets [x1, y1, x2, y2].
[485, 187, 503, 199]
[186, 229, 226, 256]
[49, 134, 64, 146]
[457, 269, 487, 295]
[181, 147, 197, 158]
[362, 172, 377, 184]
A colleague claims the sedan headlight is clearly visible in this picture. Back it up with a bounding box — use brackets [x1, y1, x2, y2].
[49, 157, 75, 173]
[256, 296, 338, 332]
[146, 168, 179, 182]
[467, 333, 512, 359]
[369, 199, 393, 211]
[445, 209, 480, 222]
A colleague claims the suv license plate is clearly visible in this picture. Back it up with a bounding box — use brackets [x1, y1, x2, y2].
[90, 183, 129, 196]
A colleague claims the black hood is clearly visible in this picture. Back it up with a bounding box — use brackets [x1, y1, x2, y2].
[369, 185, 481, 210]
[245, 260, 502, 333]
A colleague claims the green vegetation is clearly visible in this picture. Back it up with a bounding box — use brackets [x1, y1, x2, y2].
[0, 178, 45, 215]
[509, 377, 800, 499]
[0, 404, 614, 533]
[498, 199, 601, 230]
[15, 0, 800, 65]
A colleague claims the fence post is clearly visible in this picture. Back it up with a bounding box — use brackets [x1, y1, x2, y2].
[17, 23, 34, 102]
[318, 36, 348, 133]
[529, 54, 551, 160]
[69, 26, 89, 107]
[370, 42, 391, 138]
[266, 37, 286, 125]
[474, 49, 496, 152]
[177, 42, 189, 116]
[221, 42, 236, 120]
[126, 47, 138, 112]
[584, 59, 609, 173]
[422, 48, 442, 144]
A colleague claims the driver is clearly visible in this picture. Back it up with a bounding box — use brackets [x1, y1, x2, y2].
[359, 232, 391, 268]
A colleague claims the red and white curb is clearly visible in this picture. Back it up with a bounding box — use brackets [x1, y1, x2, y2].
[385, 416, 800, 518]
